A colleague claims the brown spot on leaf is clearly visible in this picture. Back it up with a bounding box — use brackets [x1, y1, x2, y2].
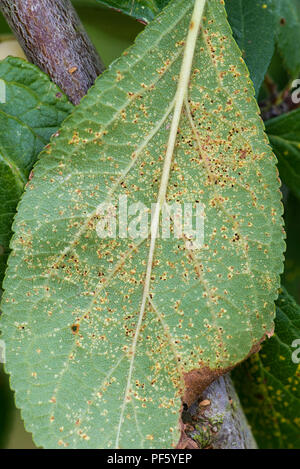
[183, 366, 232, 407]
[71, 324, 80, 335]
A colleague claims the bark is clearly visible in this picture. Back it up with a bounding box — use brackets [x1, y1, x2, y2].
[183, 374, 257, 449]
[0, 0, 105, 104]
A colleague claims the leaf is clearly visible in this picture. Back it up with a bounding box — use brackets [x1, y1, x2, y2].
[233, 287, 300, 449]
[272, 0, 300, 77]
[224, 0, 275, 96]
[282, 193, 300, 305]
[266, 109, 300, 201]
[71, 1, 144, 66]
[0, 57, 73, 286]
[259, 49, 290, 102]
[0, 0, 284, 449]
[95, 0, 276, 95]
[0, 12, 11, 36]
[96, 0, 170, 22]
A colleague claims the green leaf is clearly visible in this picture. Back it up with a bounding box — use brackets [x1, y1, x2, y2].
[233, 287, 300, 449]
[225, 0, 275, 95]
[0, 57, 73, 286]
[283, 193, 300, 305]
[266, 109, 300, 201]
[96, 0, 170, 22]
[73, 0, 102, 6]
[0, 12, 11, 36]
[258, 49, 290, 103]
[272, 0, 300, 77]
[1, 0, 284, 449]
[72, 1, 144, 67]
[94, 0, 276, 95]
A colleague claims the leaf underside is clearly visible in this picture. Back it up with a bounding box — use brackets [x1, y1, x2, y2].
[95, 0, 277, 96]
[1, 0, 284, 449]
[225, 0, 275, 95]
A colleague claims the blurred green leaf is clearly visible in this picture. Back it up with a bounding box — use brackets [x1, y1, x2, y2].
[233, 287, 300, 449]
[0, 13, 11, 36]
[95, 0, 170, 22]
[258, 51, 290, 103]
[72, 0, 101, 6]
[266, 109, 300, 201]
[72, 1, 144, 66]
[272, 0, 300, 77]
[283, 193, 300, 304]
[267, 50, 290, 91]
[0, 57, 73, 286]
[225, 0, 275, 95]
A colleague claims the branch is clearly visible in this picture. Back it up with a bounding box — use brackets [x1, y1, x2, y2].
[0, 0, 105, 104]
[190, 374, 257, 449]
[179, 374, 257, 449]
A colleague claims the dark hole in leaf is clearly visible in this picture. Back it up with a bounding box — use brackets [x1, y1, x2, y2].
[71, 324, 80, 335]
